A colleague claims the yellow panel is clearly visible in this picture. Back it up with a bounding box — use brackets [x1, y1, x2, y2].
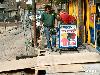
[76, 0, 79, 37]
[69, 0, 73, 15]
[86, 0, 90, 44]
[82, 0, 85, 43]
[84, 26, 86, 43]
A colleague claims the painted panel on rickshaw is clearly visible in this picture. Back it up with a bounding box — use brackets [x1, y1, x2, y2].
[59, 24, 77, 48]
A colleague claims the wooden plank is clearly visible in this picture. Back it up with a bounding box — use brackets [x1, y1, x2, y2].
[37, 52, 100, 66]
[35, 48, 46, 56]
[0, 52, 100, 73]
[36, 63, 100, 73]
[36, 64, 83, 73]
[55, 64, 83, 73]
[0, 58, 36, 72]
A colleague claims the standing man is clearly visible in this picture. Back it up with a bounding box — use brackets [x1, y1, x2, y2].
[40, 5, 57, 51]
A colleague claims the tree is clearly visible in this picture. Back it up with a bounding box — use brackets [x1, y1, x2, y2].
[27, 4, 32, 11]
[54, 0, 69, 5]
[20, 0, 27, 9]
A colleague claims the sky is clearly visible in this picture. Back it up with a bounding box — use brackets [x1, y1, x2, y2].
[26, 0, 32, 4]
[16, 0, 20, 2]
[16, 0, 32, 4]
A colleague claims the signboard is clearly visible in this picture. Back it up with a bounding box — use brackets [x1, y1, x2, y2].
[59, 24, 77, 48]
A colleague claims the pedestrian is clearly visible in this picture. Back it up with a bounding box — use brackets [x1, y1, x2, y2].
[40, 5, 57, 51]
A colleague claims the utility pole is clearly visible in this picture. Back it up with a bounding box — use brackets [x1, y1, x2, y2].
[32, 0, 37, 47]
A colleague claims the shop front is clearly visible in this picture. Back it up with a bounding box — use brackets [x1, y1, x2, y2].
[96, 2, 100, 51]
[87, 0, 100, 50]
[69, 0, 85, 46]
[88, 0, 96, 47]
[68, 0, 97, 47]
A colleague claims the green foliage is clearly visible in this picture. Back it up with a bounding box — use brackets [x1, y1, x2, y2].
[54, 0, 68, 4]
[27, 4, 32, 10]
[36, 0, 68, 5]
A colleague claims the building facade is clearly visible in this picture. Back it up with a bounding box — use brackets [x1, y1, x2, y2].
[0, 1, 7, 22]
